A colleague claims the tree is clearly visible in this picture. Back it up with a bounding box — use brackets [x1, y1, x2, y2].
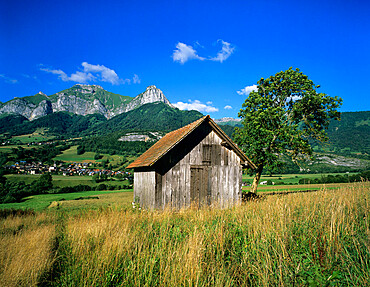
[31, 173, 53, 194]
[234, 68, 342, 193]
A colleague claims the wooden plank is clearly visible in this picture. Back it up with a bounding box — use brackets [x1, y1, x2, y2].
[155, 172, 162, 209]
[200, 166, 208, 207]
[212, 166, 219, 203]
[223, 148, 229, 166]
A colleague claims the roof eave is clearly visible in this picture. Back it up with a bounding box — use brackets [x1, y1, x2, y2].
[207, 117, 257, 170]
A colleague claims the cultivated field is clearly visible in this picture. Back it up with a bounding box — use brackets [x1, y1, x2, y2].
[12, 128, 55, 144]
[0, 182, 369, 286]
[53, 145, 133, 167]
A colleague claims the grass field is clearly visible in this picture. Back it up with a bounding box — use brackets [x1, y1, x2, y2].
[53, 145, 131, 168]
[0, 189, 133, 211]
[243, 182, 358, 193]
[0, 183, 368, 286]
[12, 128, 54, 144]
[0, 145, 33, 153]
[243, 172, 356, 185]
[53, 145, 98, 162]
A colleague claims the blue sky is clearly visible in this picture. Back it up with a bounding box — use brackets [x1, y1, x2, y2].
[1, 0, 369, 118]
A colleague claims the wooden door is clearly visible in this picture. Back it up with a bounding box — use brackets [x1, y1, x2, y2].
[190, 166, 209, 207]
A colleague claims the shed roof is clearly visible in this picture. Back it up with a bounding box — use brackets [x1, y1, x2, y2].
[126, 115, 256, 169]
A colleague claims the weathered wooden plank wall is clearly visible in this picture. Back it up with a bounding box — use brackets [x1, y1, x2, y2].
[157, 130, 242, 209]
[134, 171, 155, 208]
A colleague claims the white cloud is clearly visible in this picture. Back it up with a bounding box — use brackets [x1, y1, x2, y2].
[132, 74, 141, 84]
[0, 74, 18, 84]
[69, 71, 96, 83]
[206, 101, 213, 105]
[173, 99, 219, 113]
[237, 84, 258, 96]
[288, 95, 301, 101]
[81, 62, 120, 84]
[210, 40, 235, 63]
[172, 40, 235, 64]
[40, 62, 139, 85]
[172, 42, 205, 64]
[40, 67, 95, 83]
[224, 105, 232, 110]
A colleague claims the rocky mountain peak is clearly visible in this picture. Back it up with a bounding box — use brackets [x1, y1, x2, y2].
[138, 85, 173, 106]
[0, 84, 175, 120]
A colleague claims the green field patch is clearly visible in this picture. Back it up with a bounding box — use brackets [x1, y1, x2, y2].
[12, 128, 54, 143]
[0, 190, 133, 211]
[54, 145, 97, 162]
[53, 145, 127, 165]
[242, 172, 357, 185]
[0, 145, 34, 153]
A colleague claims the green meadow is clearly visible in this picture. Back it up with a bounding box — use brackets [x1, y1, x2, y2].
[242, 172, 356, 185]
[0, 189, 133, 211]
[12, 128, 55, 144]
[53, 145, 133, 168]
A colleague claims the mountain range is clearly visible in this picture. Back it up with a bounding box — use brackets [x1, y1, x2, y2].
[0, 84, 369, 165]
[0, 84, 173, 120]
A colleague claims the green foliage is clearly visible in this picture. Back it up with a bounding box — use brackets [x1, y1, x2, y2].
[234, 68, 342, 192]
[313, 111, 370, 155]
[0, 114, 28, 134]
[77, 134, 154, 157]
[94, 153, 103, 160]
[298, 170, 370, 184]
[2, 112, 107, 138]
[76, 145, 85, 155]
[7, 142, 70, 164]
[30, 173, 53, 194]
[219, 124, 236, 139]
[0, 103, 203, 145]
[0, 173, 54, 203]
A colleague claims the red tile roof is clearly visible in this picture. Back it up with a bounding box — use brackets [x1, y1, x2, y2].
[126, 115, 256, 169]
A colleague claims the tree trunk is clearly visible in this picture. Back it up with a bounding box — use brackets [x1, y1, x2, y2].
[250, 165, 263, 194]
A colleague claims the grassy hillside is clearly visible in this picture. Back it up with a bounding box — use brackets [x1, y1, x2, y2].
[22, 93, 49, 105]
[0, 114, 28, 134]
[86, 102, 203, 135]
[0, 102, 203, 138]
[314, 111, 370, 154]
[0, 112, 107, 138]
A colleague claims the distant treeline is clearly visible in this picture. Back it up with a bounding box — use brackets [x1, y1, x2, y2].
[7, 143, 70, 164]
[298, 170, 370, 184]
[77, 134, 154, 156]
[0, 173, 53, 203]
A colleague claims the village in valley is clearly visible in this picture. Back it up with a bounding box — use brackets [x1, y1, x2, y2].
[6, 160, 131, 178]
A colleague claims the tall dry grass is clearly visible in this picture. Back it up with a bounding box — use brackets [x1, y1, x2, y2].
[0, 183, 368, 286]
[52, 182, 369, 286]
[0, 212, 56, 287]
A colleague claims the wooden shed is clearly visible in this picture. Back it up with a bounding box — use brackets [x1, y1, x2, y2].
[127, 115, 256, 209]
